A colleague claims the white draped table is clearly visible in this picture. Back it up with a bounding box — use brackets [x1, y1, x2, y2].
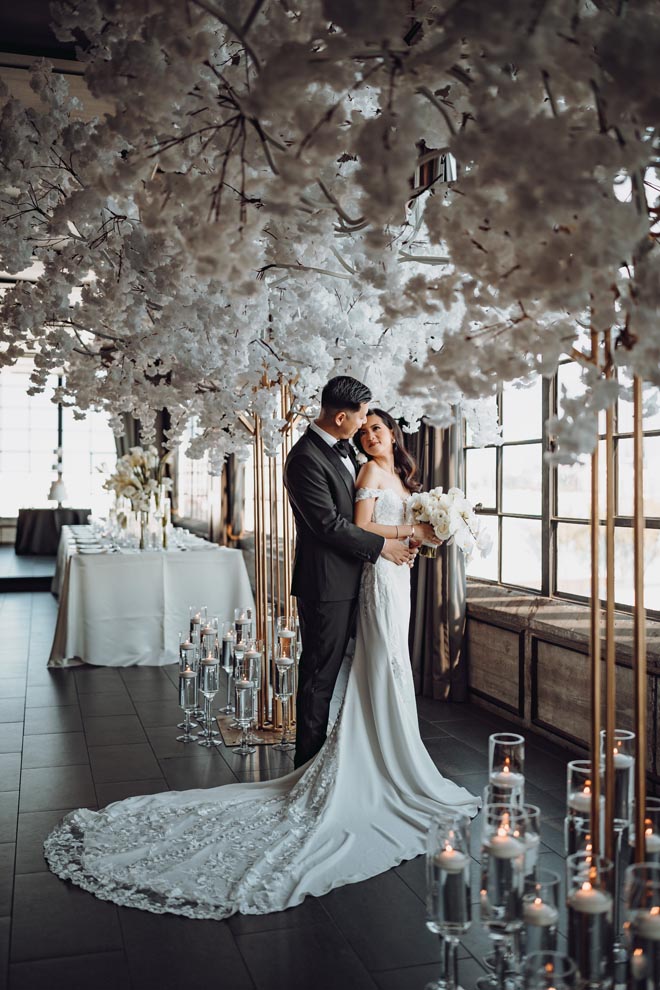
[48, 525, 254, 667]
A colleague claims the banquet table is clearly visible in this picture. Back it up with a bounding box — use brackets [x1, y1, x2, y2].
[15, 507, 91, 555]
[48, 525, 255, 667]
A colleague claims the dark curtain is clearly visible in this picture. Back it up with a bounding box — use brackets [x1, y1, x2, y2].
[209, 456, 245, 545]
[408, 416, 468, 701]
[113, 411, 170, 459]
[114, 414, 141, 457]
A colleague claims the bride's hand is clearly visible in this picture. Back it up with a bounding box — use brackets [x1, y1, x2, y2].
[416, 522, 441, 545]
[381, 538, 414, 566]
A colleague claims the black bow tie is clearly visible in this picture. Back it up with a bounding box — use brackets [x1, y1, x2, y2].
[334, 439, 352, 459]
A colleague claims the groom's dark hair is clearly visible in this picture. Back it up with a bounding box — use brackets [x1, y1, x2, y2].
[321, 376, 371, 413]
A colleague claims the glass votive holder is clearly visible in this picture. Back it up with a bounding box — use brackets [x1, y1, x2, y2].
[276, 614, 297, 659]
[488, 733, 525, 805]
[178, 638, 196, 673]
[624, 863, 660, 990]
[600, 728, 635, 828]
[234, 607, 252, 644]
[566, 758, 597, 826]
[233, 678, 256, 756]
[177, 667, 198, 744]
[522, 951, 577, 989]
[425, 811, 472, 990]
[566, 852, 614, 989]
[521, 869, 561, 960]
[637, 798, 660, 865]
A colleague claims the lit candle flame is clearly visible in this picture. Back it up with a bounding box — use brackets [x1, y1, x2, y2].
[533, 897, 543, 907]
[445, 843, 454, 854]
[581, 881, 592, 893]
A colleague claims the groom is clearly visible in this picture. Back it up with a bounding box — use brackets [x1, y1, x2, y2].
[283, 375, 413, 768]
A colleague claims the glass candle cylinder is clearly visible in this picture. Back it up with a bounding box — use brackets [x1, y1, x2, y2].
[201, 626, 217, 659]
[276, 614, 296, 659]
[244, 644, 262, 723]
[221, 625, 235, 672]
[179, 640, 196, 673]
[189, 607, 203, 639]
[480, 804, 527, 931]
[521, 869, 561, 959]
[600, 728, 635, 828]
[427, 812, 472, 935]
[275, 657, 294, 699]
[624, 862, 660, 990]
[201, 655, 219, 696]
[522, 951, 577, 990]
[488, 733, 525, 805]
[234, 607, 252, 644]
[179, 667, 197, 710]
[235, 679, 254, 723]
[566, 852, 614, 989]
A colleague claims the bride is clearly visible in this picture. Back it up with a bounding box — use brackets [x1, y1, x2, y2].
[44, 408, 479, 920]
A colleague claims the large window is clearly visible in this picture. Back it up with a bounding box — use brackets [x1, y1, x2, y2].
[465, 367, 660, 615]
[175, 418, 212, 521]
[0, 358, 115, 517]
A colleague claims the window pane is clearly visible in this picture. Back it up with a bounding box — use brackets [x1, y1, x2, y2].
[617, 374, 660, 433]
[556, 523, 660, 611]
[502, 379, 542, 442]
[502, 444, 542, 515]
[556, 440, 606, 519]
[466, 515, 498, 581]
[465, 447, 496, 510]
[618, 437, 660, 518]
[501, 517, 541, 590]
[61, 408, 116, 516]
[556, 522, 599, 600]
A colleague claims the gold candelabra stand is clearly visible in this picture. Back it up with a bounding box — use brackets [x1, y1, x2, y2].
[240, 382, 299, 733]
[584, 330, 647, 862]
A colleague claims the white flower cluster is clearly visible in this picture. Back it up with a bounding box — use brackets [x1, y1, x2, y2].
[0, 0, 658, 464]
[409, 487, 493, 562]
[102, 446, 172, 513]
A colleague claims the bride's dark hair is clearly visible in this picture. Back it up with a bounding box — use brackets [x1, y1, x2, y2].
[354, 408, 422, 493]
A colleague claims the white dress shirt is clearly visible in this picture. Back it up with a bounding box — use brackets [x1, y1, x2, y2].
[309, 421, 356, 480]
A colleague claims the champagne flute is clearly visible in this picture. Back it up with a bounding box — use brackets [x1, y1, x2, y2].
[425, 812, 472, 990]
[273, 645, 295, 752]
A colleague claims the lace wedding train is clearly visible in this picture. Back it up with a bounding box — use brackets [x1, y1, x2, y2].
[44, 488, 479, 919]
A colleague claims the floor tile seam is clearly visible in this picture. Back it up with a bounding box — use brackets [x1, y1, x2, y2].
[72, 677, 102, 813]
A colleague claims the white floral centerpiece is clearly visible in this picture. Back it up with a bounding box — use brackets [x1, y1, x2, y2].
[103, 447, 172, 547]
[408, 487, 493, 561]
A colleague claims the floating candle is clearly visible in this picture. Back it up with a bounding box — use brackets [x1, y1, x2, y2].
[632, 905, 660, 942]
[522, 896, 559, 927]
[433, 844, 468, 874]
[567, 881, 611, 915]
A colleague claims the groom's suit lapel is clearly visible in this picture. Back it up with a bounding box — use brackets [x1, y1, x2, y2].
[305, 428, 355, 500]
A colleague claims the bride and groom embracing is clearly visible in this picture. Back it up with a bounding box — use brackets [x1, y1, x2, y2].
[44, 375, 479, 920]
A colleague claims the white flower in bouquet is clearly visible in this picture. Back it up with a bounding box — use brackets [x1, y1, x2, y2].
[102, 445, 171, 514]
[409, 487, 493, 562]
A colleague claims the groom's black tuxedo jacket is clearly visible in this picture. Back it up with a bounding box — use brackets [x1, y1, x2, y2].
[283, 428, 384, 602]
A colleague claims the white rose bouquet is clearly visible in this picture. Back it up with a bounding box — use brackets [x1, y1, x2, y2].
[408, 486, 493, 561]
[103, 446, 172, 514]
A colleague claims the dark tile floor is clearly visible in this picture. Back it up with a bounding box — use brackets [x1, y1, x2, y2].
[0, 591, 580, 990]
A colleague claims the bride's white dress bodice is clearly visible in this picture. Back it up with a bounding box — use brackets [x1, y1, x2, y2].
[44, 487, 478, 920]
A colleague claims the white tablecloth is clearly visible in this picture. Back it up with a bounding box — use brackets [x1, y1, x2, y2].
[48, 526, 255, 667]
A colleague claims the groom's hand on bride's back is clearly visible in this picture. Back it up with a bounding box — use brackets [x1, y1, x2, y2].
[381, 539, 415, 566]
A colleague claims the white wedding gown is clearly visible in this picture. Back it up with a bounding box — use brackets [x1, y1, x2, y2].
[44, 489, 479, 919]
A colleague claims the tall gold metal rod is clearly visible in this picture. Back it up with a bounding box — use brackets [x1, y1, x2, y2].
[253, 418, 263, 641]
[604, 348, 616, 863]
[589, 330, 602, 856]
[633, 375, 647, 862]
[260, 425, 269, 725]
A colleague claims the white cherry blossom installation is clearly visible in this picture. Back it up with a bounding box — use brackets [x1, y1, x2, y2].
[0, 0, 659, 462]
